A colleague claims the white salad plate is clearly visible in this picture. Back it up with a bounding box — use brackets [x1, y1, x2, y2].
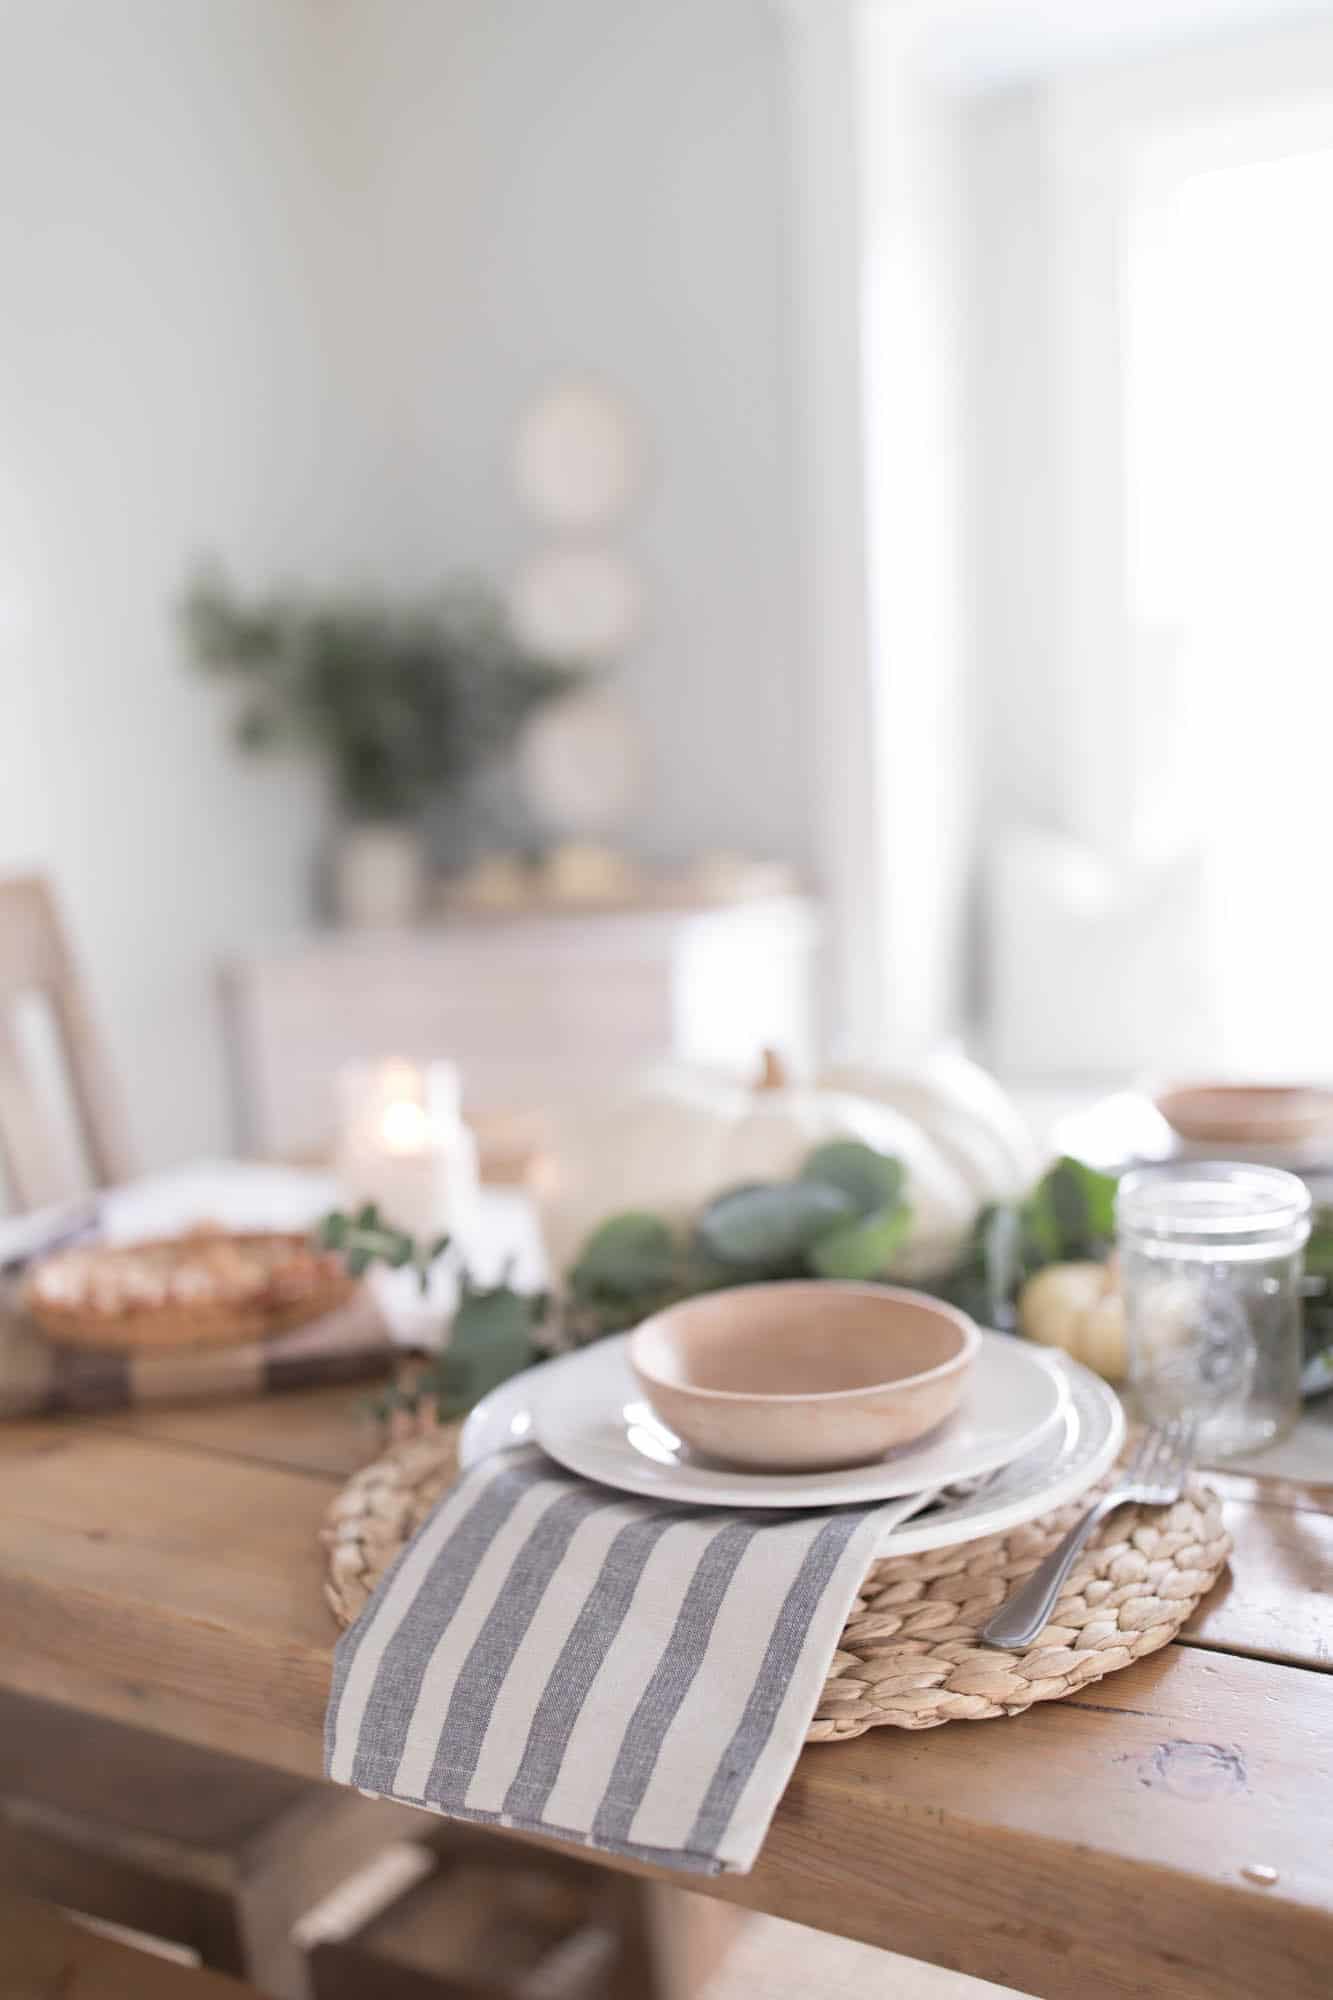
[458, 1335, 1125, 1556]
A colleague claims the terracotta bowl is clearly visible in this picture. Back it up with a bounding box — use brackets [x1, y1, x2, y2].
[628, 1281, 979, 1474]
[1153, 1081, 1333, 1149]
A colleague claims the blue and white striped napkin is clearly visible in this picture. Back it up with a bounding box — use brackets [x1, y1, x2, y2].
[325, 1446, 898, 1875]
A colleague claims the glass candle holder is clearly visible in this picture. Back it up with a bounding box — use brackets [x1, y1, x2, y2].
[1117, 1162, 1310, 1459]
[334, 1058, 480, 1246]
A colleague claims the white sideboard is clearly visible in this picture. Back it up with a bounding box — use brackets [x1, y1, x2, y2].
[222, 895, 819, 1158]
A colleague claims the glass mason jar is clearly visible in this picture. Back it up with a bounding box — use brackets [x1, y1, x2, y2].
[1117, 1163, 1310, 1459]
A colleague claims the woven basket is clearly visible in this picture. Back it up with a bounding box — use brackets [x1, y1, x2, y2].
[322, 1428, 1230, 1738]
[24, 1232, 358, 1353]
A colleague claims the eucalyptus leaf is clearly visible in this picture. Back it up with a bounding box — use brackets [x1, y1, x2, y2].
[1048, 1165, 1091, 1251]
[447, 1284, 545, 1406]
[1025, 1156, 1119, 1262]
[317, 1212, 348, 1249]
[807, 1201, 911, 1281]
[696, 1180, 857, 1269]
[568, 1212, 679, 1301]
[800, 1141, 905, 1218]
[1018, 1188, 1063, 1267]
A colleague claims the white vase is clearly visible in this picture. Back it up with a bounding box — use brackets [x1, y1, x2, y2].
[333, 822, 426, 928]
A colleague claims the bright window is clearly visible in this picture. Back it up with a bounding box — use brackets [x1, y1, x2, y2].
[1126, 130, 1333, 1071]
[976, 32, 1333, 1077]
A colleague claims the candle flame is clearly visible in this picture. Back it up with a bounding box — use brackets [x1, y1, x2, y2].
[380, 1098, 430, 1154]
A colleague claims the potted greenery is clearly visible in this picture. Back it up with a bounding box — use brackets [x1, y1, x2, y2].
[183, 569, 589, 925]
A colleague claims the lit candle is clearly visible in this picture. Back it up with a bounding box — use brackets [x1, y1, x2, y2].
[335, 1060, 480, 1245]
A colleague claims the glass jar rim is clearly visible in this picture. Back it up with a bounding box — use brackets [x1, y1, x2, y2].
[1117, 1161, 1311, 1241]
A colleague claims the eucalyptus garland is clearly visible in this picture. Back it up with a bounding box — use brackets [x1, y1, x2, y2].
[318, 1151, 1333, 1424]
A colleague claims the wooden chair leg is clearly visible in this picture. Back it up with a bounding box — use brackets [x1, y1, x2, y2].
[226, 1790, 427, 2000]
[0, 1693, 423, 1999]
[604, 1879, 749, 2000]
[0, 1794, 251, 1976]
[1, 1889, 265, 1998]
[305, 1835, 750, 2000]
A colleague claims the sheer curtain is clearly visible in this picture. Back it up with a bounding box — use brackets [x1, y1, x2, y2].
[979, 21, 1333, 1078]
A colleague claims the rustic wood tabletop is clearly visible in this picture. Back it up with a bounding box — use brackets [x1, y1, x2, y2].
[0, 1381, 1329, 2000]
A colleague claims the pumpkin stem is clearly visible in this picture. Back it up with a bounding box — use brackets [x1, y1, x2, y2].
[756, 1048, 789, 1092]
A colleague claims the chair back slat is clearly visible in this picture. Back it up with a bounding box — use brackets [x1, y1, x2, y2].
[0, 875, 134, 1209]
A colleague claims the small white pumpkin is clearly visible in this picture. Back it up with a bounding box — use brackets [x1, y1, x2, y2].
[541, 1051, 976, 1278]
[1019, 1261, 1127, 1382]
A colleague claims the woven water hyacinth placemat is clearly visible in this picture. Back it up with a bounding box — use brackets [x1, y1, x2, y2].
[322, 1428, 1230, 1739]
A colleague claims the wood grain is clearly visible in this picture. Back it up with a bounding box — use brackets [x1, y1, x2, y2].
[94, 1384, 380, 1480]
[1184, 1486, 1333, 1670]
[0, 1427, 332, 1778]
[1, 1399, 1329, 1999]
[409, 1648, 1333, 2000]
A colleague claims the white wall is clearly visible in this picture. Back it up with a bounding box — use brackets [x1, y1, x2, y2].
[0, 0, 371, 1167]
[328, 0, 808, 872]
[0, 0, 810, 1170]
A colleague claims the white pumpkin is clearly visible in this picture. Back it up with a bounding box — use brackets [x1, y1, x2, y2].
[541, 1051, 976, 1278]
[820, 1051, 1041, 1206]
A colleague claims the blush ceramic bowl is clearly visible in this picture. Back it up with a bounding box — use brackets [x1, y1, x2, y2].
[628, 1281, 979, 1474]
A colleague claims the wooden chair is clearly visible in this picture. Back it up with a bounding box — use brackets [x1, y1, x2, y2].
[0, 1691, 429, 2000]
[306, 1837, 747, 2000]
[0, 878, 427, 1994]
[0, 873, 134, 1207]
[0, 876, 748, 2000]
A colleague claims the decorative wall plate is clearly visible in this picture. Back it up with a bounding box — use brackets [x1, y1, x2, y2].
[514, 381, 638, 527]
[509, 546, 639, 660]
[517, 686, 642, 833]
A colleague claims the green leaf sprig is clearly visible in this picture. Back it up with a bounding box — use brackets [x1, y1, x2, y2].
[564, 1140, 915, 1339]
[563, 1148, 1125, 1348]
[317, 1203, 451, 1293]
[314, 1204, 550, 1424]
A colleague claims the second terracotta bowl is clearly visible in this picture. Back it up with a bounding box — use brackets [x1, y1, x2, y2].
[628, 1281, 979, 1474]
[1153, 1080, 1333, 1149]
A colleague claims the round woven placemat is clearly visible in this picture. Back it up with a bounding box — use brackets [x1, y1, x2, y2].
[322, 1427, 1230, 1739]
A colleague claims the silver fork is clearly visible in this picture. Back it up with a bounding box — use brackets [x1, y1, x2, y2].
[979, 1417, 1197, 1650]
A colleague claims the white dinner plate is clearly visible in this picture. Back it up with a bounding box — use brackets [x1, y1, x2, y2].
[528, 1329, 1064, 1508]
[459, 1342, 1124, 1558]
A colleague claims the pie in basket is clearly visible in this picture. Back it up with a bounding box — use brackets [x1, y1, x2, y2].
[22, 1229, 357, 1353]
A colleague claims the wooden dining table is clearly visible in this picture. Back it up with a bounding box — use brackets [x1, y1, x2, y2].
[0, 1187, 1330, 2000]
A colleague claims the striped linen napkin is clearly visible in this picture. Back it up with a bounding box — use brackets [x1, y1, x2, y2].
[325, 1445, 901, 1875]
